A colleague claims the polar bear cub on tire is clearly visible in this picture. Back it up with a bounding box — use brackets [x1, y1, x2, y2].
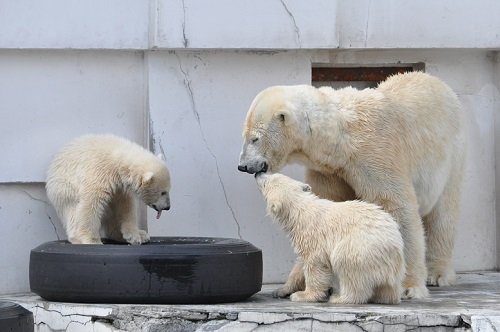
[255, 172, 405, 304]
[46, 134, 171, 245]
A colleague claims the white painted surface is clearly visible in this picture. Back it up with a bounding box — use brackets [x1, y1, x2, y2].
[155, 0, 338, 49]
[0, 1, 499, 295]
[0, 50, 146, 182]
[1, 1, 499, 50]
[336, 0, 500, 49]
[0, 0, 149, 49]
[0, 184, 64, 294]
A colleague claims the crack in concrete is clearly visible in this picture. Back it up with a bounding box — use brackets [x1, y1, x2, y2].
[174, 53, 242, 239]
[157, 137, 167, 160]
[31, 304, 111, 331]
[483, 318, 499, 332]
[279, 0, 302, 48]
[249, 318, 464, 331]
[149, 118, 167, 162]
[181, 0, 189, 48]
[238, 312, 469, 331]
[20, 190, 60, 240]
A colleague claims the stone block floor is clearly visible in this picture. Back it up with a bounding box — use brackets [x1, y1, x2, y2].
[2, 272, 500, 331]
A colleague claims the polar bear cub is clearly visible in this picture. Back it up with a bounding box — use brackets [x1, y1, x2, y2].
[256, 172, 405, 304]
[46, 134, 171, 245]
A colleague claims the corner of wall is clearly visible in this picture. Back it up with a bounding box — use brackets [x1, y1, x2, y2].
[492, 51, 500, 270]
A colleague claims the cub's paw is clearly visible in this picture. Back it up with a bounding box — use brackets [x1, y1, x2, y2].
[272, 286, 293, 298]
[72, 239, 102, 244]
[122, 231, 144, 245]
[70, 236, 103, 245]
[138, 230, 150, 243]
[290, 291, 326, 302]
[290, 291, 307, 302]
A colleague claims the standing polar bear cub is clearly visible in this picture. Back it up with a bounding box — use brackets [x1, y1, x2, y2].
[256, 172, 405, 304]
[46, 134, 171, 245]
[239, 72, 466, 299]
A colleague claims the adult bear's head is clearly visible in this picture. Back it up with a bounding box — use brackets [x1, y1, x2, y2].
[238, 85, 317, 174]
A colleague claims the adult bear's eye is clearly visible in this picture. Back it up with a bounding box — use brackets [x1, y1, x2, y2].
[161, 191, 167, 196]
[251, 137, 259, 144]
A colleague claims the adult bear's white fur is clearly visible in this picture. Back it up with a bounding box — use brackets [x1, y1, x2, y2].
[256, 172, 405, 304]
[239, 72, 466, 299]
[46, 134, 171, 245]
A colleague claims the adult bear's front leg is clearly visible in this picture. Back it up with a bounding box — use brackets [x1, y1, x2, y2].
[375, 192, 429, 299]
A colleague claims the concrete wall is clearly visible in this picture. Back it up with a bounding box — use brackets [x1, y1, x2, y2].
[1, 0, 499, 294]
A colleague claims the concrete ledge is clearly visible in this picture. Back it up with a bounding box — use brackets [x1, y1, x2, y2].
[2, 272, 499, 331]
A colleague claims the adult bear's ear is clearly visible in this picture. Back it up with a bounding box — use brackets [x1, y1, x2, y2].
[275, 103, 297, 126]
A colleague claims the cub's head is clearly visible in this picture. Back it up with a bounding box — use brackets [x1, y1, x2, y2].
[138, 155, 171, 219]
[255, 172, 311, 216]
[238, 85, 313, 174]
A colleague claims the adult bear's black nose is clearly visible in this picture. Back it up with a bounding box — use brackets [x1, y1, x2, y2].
[259, 161, 268, 173]
[238, 165, 248, 172]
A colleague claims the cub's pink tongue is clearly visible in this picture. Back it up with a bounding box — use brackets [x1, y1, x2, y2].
[156, 210, 162, 220]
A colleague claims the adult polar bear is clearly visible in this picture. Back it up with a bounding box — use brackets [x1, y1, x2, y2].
[238, 72, 466, 299]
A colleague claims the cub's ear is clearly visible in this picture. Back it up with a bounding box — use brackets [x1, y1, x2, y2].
[269, 201, 282, 215]
[142, 171, 154, 186]
[302, 184, 312, 192]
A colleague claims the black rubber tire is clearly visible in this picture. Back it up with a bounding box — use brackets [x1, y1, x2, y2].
[0, 302, 34, 332]
[30, 237, 262, 304]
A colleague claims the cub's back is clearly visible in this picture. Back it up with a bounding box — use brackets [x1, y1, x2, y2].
[46, 134, 147, 184]
[323, 199, 402, 246]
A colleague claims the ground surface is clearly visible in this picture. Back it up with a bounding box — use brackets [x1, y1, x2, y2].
[2, 272, 500, 331]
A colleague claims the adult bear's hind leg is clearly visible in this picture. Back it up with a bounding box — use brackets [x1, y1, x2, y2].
[423, 170, 463, 287]
[305, 169, 356, 202]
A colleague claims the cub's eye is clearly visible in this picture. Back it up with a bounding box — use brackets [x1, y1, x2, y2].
[161, 191, 167, 196]
[251, 137, 259, 144]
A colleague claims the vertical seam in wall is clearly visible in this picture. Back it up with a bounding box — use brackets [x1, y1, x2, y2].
[364, 0, 371, 48]
[141, 50, 150, 231]
[149, 0, 159, 49]
[143, 52, 151, 151]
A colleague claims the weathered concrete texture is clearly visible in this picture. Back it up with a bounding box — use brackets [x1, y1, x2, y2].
[2, 272, 499, 332]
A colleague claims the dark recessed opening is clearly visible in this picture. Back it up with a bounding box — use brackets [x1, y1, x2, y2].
[312, 64, 424, 89]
